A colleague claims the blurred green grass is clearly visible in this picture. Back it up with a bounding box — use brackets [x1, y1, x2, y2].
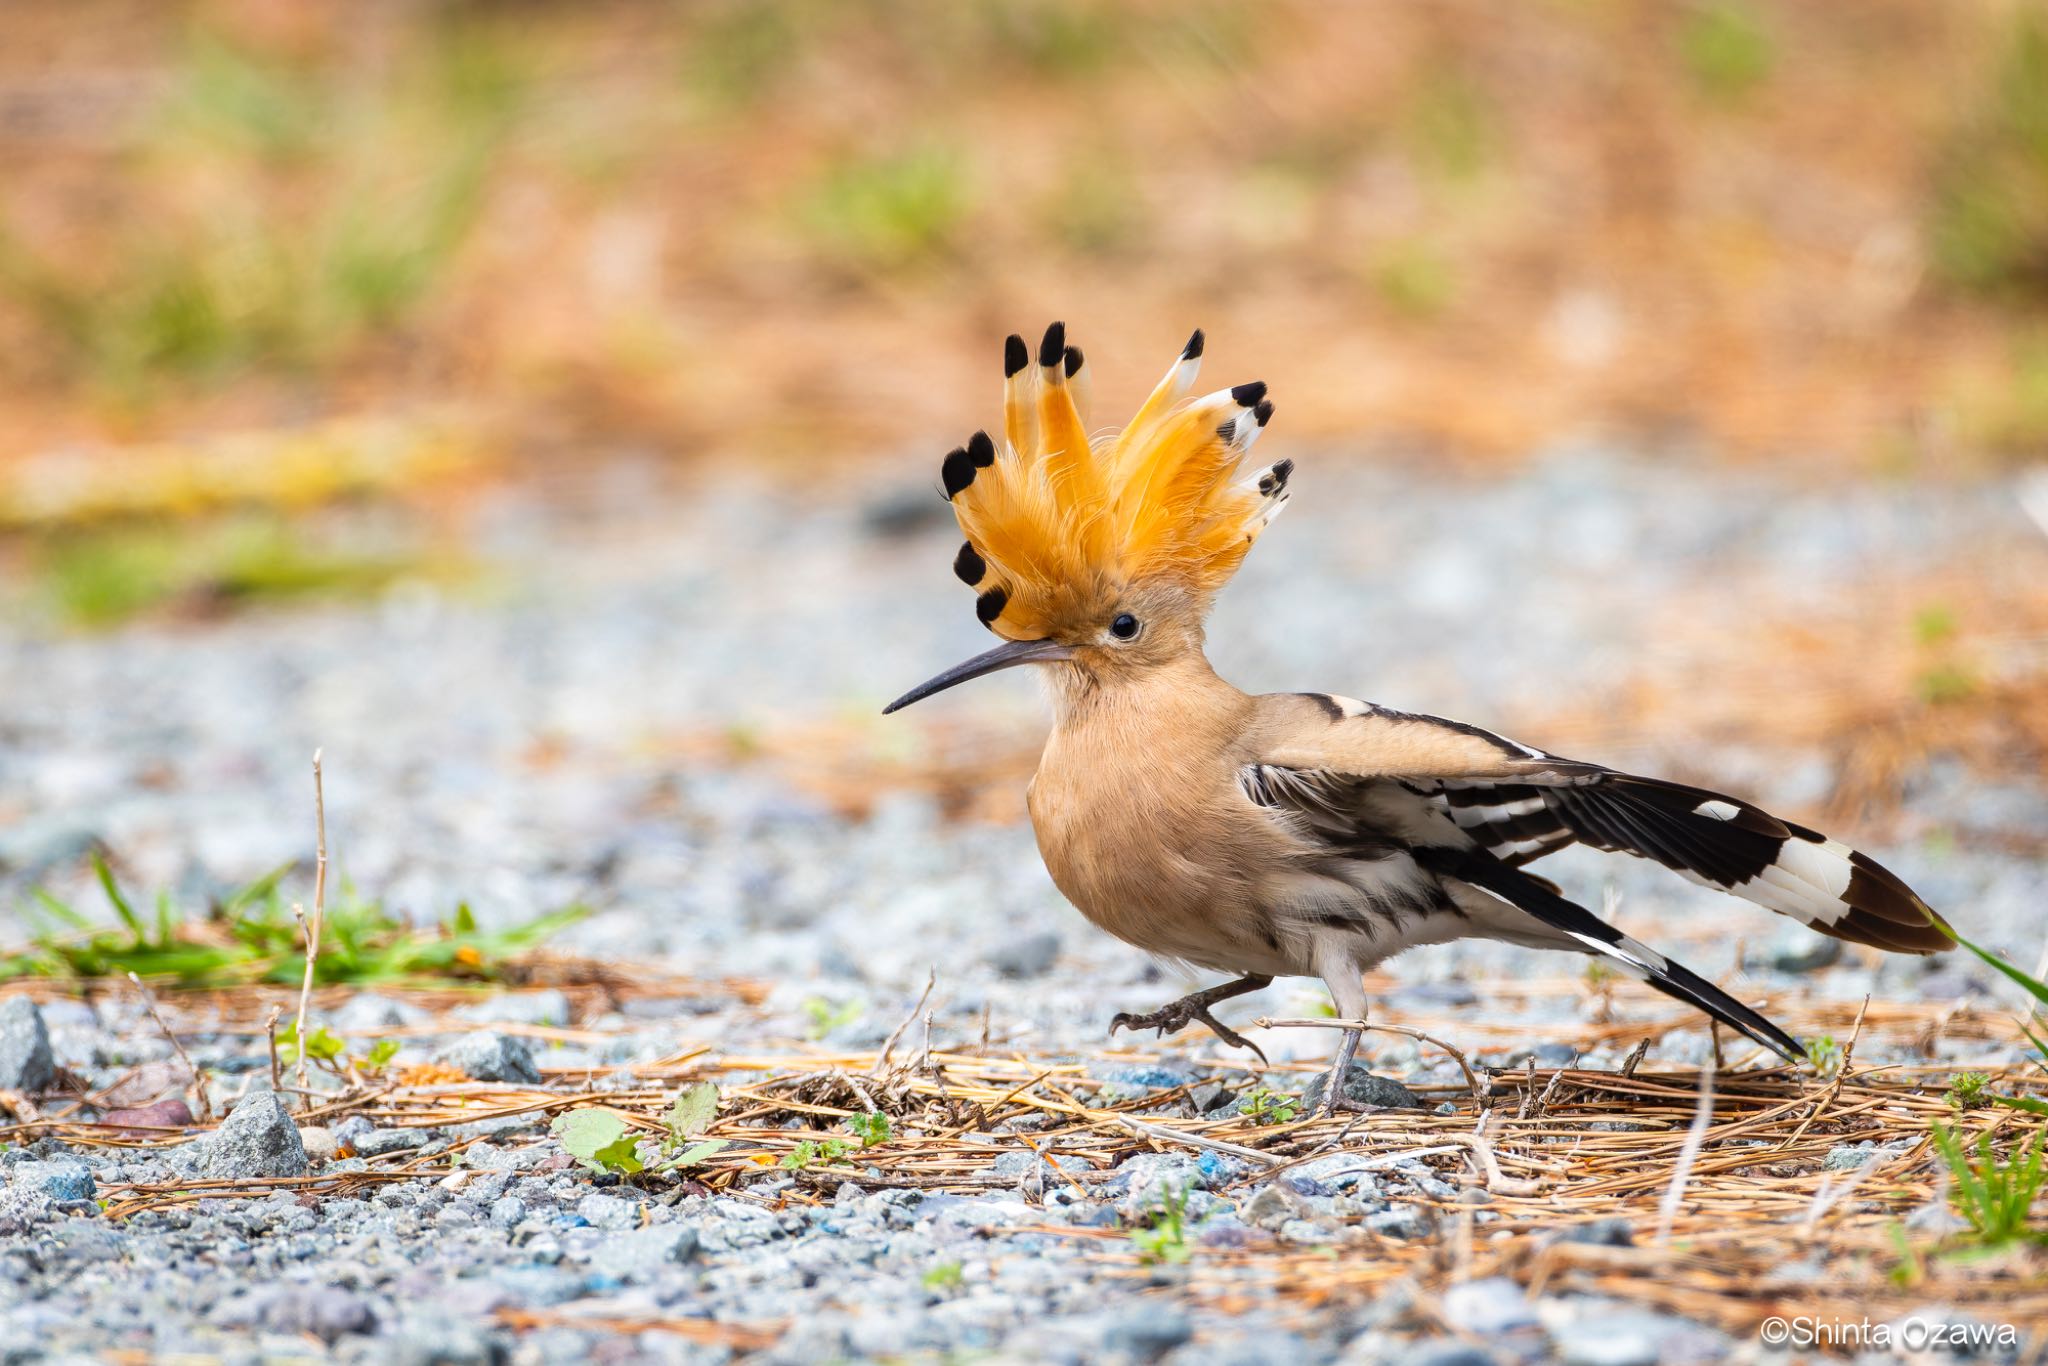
[23, 512, 463, 627]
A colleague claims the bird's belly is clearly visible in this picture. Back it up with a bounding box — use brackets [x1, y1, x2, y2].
[1026, 773, 1308, 977]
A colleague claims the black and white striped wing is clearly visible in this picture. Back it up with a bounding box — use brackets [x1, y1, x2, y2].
[1412, 769, 1951, 954]
[1267, 694, 1953, 956]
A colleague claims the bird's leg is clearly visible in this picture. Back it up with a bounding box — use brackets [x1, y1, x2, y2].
[1109, 974, 1273, 1063]
[1317, 1022, 1366, 1117]
[1315, 964, 1374, 1117]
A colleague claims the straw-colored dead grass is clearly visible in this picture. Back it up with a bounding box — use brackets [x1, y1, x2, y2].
[3, 975, 2042, 1350]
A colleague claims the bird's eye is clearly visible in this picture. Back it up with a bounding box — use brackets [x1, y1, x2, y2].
[1110, 613, 1140, 640]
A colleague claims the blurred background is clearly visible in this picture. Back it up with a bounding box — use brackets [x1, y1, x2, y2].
[0, 0, 2044, 976]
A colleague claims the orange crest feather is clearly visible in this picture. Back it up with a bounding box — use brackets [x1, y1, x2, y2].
[943, 324, 1292, 639]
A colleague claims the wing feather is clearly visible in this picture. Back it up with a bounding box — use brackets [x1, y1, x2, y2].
[1253, 693, 1953, 955]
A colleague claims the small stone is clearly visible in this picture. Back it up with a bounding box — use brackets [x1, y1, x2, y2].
[1439, 1277, 1537, 1336]
[437, 1032, 541, 1085]
[983, 931, 1061, 979]
[0, 997, 55, 1093]
[489, 1196, 525, 1228]
[1241, 1181, 1312, 1230]
[576, 1191, 640, 1230]
[1300, 1065, 1423, 1112]
[1103, 1304, 1193, 1359]
[201, 1092, 309, 1179]
[1098, 1064, 1200, 1103]
[590, 1225, 700, 1280]
[1396, 1347, 1495, 1366]
[1555, 1316, 1663, 1366]
[8, 1160, 94, 1202]
[258, 1286, 378, 1344]
[351, 1127, 436, 1157]
[1767, 928, 1843, 974]
[331, 1115, 374, 1148]
[297, 1126, 340, 1163]
[100, 1099, 194, 1135]
[1554, 1217, 1633, 1247]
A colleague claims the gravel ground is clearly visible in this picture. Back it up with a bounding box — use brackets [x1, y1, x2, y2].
[0, 448, 2043, 1362]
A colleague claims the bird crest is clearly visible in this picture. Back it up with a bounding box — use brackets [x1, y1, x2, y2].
[942, 323, 1289, 639]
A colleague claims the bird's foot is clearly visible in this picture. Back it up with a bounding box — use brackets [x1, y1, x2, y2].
[1109, 994, 1268, 1065]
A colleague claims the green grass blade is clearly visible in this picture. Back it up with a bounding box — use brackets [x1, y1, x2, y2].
[92, 851, 144, 939]
[28, 888, 91, 931]
[1939, 918, 2048, 1010]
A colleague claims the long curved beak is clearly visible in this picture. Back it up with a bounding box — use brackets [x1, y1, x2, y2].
[882, 637, 1074, 714]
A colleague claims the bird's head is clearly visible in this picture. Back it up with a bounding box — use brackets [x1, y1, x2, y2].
[884, 323, 1289, 714]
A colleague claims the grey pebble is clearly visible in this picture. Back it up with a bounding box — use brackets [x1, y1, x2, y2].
[437, 1031, 542, 1084]
[0, 997, 55, 1093]
[7, 1160, 94, 1203]
[351, 1127, 437, 1157]
[984, 930, 1062, 979]
[1300, 1065, 1423, 1112]
[589, 1224, 700, 1280]
[1766, 926, 1844, 974]
[201, 1092, 308, 1179]
[1439, 1277, 1538, 1336]
[1104, 1304, 1194, 1359]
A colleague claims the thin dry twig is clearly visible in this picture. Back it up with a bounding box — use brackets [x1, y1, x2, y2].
[264, 1006, 283, 1096]
[1655, 1058, 1716, 1250]
[1254, 1016, 1482, 1098]
[1114, 1115, 1284, 1168]
[291, 748, 330, 1101]
[126, 972, 211, 1122]
[873, 968, 935, 1076]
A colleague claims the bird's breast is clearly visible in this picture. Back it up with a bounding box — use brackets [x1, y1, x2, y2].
[1026, 723, 1300, 975]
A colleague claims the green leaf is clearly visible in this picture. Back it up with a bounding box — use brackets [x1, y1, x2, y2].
[451, 903, 478, 935]
[658, 1139, 728, 1172]
[844, 1111, 890, 1147]
[1993, 1094, 2048, 1116]
[665, 1082, 718, 1141]
[551, 1109, 644, 1175]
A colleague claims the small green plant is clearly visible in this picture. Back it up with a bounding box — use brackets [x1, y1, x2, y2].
[653, 1081, 728, 1171]
[801, 996, 864, 1040]
[551, 1109, 645, 1176]
[845, 1111, 891, 1148]
[1128, 1182, 1192, 1265]
[276, 1019, 345, 1069]
[922, 1260, 965, 1291]
[1929, 1122, 2047, 1250]
[779, 1138, 854, 1171]
[1239, 1087, 1300, 1126]
[1948, 1072, 1994, 1110]
[1805, 1035, 1843, 1078]
[1583, 959, 1616, 988]
[356, 1038, 402, 1074]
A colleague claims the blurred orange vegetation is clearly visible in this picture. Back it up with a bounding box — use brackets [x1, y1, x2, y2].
[2, 0, 2047, 476]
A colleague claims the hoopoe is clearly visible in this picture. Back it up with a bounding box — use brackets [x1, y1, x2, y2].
[885, 324, 1953, 1111]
